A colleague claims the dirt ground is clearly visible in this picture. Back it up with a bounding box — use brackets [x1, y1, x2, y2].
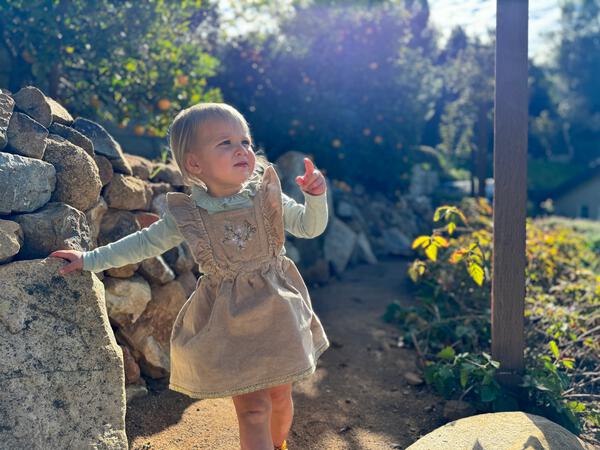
[125, 257, 446, 449]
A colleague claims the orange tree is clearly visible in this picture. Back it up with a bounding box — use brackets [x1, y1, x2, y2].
[0, 0, 221, 136]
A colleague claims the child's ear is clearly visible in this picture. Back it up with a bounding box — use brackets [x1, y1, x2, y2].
[185, 152, 202, 176]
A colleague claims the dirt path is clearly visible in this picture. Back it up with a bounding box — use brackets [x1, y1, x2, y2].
[126, 257, 445, 449]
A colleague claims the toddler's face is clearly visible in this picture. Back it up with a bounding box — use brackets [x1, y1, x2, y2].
[186, 119, 256, 196]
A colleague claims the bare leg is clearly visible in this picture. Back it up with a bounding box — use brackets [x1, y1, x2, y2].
[232, 389, 273, 450]
[268, 383, 293, 448]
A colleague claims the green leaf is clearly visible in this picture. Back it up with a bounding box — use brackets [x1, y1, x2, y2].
[460, 367, 469, 388]
[412, 236, 430, 249]
[549, 340, 560, 359]
[437, 346, 455, 360]
[425, 243, 438, 262]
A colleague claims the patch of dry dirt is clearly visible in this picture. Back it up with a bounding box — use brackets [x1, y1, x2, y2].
[126, 257, 446, 449]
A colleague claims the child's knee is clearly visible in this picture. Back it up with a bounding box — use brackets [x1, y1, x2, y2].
[233, 391, 272, 423]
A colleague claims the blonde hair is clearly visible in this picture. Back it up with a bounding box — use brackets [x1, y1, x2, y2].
[168, 102, 269, 188]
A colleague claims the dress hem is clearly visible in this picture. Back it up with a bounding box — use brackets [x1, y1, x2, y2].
[168, 340, 330, 399]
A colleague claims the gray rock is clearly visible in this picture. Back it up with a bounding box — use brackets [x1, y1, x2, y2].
[0, 258, 127, 449]
[125, 154, 153, 180]
[0, 152, 56, 214]
[407, 412, 589, 450]
[12, 86, 73, 127]
[6, 112, 48, 158]
[85, 196, 108, 247]
[0, 89, 15, 149]
[126, 384, 148, 403]
[43, 135, 102, 211]
[98, 209, 140, 246]
[95, 154, 114, 187]
[355, 232, 378, 264]
[336, 200, 354, 219]
[162, 241, 195, 275]
[103, 274, 152, 328]
[12, 202, 93, 259]
[381, 227, 413, 256]
[72, 118, 132, 174]
[274, 151, 308, 203]
[105, 263, 140, 279]
[103, 174, 151, 211]
[442, 400, 476, 422]
[150, 161, 184, 186]
[139, 256, 175, 285]
[49, 122, 94, 156]
[324, 217, 358, 275]
[0, 219, 23, 263]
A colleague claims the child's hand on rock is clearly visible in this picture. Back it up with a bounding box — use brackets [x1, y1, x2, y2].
[49, 250, 84, 275]
[295, 158, 326, 196]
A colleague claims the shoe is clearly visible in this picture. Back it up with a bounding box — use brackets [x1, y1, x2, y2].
[274, 440, 288, 450]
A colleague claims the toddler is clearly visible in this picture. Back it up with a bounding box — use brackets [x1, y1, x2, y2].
[50, 103, 330, 450]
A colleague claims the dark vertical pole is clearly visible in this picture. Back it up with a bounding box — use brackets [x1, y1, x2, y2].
[492, 0, 528, 386]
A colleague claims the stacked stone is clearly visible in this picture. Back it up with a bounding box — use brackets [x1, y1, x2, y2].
[0, 86, 197, 407]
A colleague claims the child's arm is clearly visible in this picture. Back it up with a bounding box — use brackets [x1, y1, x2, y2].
[50, 211, 185, 274]
[282, 191, 328, 238]
[283, 157, 329, 238]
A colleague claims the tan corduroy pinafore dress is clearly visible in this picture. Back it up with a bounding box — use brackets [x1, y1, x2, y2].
[164, 165, 330, 399]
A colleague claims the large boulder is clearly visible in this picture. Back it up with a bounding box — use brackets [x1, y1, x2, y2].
[12, 86, 73, 127]
[12, 202, 93, 259]
[86, 196, 108, 247]
[0, 151, 56, 215]
[0, 89, 15, 149]
[406, 412, 590, 450]
[323, 217, 358, 275]
[71, 118, 132, 175]
[43, 134, 102, 212]
[6, 112, 48, 159]
[138, 256, 175, 285]
[95, 154, 115, 187]
[0, 258, 127, 449]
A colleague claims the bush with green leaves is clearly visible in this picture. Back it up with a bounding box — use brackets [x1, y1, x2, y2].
[383, 197, 599, 441]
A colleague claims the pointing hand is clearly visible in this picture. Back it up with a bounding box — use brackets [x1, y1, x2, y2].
[295, 158, 326, 196]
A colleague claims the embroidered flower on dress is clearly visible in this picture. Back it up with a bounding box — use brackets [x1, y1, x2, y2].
[222, 220, 257, 250]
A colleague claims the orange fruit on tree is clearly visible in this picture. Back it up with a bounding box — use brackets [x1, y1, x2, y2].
[134, 125, 145, 136]
[157, 99, 171, 111]
[176, 75, 189, 86]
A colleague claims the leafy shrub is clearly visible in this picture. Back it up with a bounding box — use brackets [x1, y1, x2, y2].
[383, 198, 599, 441]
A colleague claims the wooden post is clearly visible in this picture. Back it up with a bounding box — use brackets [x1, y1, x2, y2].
[492, 0, 529, 386]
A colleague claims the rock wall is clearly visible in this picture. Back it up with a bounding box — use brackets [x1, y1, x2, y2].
[0, 87, 435, 438]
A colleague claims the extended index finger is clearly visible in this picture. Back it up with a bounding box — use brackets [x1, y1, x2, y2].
[304, 157, 315, 176]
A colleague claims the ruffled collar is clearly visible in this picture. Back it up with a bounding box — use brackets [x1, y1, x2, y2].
[190, 173, 261, 211]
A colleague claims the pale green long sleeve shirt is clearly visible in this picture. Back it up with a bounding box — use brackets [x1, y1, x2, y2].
[82, 185, 328, 273]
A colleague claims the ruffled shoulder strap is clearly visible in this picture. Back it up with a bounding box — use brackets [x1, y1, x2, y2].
[165, 192, 215, 269]
[258, 165, 285, 253]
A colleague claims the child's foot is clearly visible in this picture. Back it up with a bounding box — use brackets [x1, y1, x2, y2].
[274, 440, 287, 450]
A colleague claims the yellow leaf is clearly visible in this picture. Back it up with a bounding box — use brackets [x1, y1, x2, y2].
[425, 243, 438, 262]
[412, 236, 430, 249]
[467, 262, 484, 285]
[433, 236, 449, 247]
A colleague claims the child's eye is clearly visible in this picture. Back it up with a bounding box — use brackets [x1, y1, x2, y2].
[219, 140, 230, 146]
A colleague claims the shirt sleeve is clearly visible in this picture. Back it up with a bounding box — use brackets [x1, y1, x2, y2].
[282, 191, 329, 239]
[82, 210, 185, 273]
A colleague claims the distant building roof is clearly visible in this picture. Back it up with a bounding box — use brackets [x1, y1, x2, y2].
[546, 163, 600, 200]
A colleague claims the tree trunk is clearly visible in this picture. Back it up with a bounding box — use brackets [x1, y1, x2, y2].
[476, 103, 489, 197]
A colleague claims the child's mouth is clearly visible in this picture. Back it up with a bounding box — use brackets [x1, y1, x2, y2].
[234, 162, 248, 167]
